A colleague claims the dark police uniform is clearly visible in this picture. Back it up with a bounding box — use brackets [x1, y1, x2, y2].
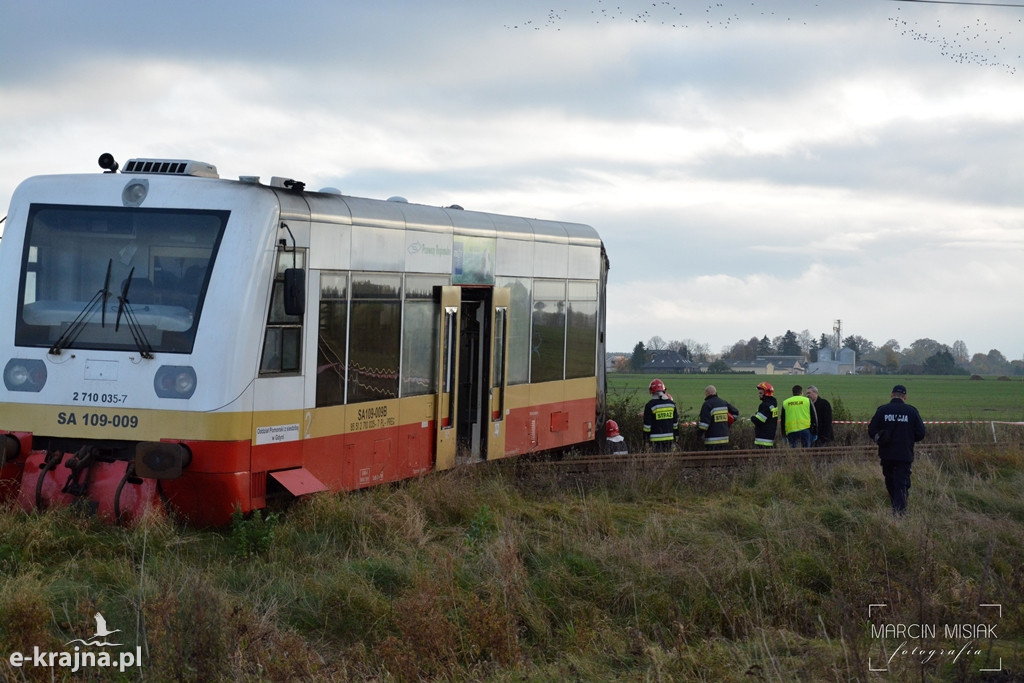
[867, 387, 926, 515]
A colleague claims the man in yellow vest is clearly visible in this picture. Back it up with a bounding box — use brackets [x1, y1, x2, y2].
[780, 384, 816, 448]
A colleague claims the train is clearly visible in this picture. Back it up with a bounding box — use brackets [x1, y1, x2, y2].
[0, 154, 609, 525]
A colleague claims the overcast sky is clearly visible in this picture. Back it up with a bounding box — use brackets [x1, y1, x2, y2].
[2, 0, 1022, 359]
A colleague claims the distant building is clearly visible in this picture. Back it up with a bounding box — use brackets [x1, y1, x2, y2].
[605, 353, 629, 373]
[727, 356, 805, 375]
[641, 349, 701, 374]
[806, 347, 857, 375]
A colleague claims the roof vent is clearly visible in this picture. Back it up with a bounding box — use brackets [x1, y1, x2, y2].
[123, 158, 219, 178]
[387, 196, 408, 203]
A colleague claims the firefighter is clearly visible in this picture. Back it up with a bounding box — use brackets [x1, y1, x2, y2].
[698, 385, 740, 450]
[604, 420, 628, 455]
[642, 379, 678, 451]
[751, 381, 779, 448]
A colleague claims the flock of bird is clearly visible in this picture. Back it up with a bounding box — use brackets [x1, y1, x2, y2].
[889, 3, 1020, 73]
[504, 1, 1021, 74]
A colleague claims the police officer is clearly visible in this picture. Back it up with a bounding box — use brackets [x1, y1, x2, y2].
[780, 384, 816, 448]
[751, 382, 779, 448]
[868, 384, 926, 515]
[643, 379, 678, 451]
[697, 385, 739, 450]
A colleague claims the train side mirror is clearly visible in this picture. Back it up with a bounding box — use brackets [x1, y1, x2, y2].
[283, 268, 305, 316]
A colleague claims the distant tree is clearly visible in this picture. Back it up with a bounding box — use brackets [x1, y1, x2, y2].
[951, 340, 970, 366]
[647, 336, 666, 351]
[980, 349, 1010, 375]
[884, 339, 901, 353]
[969, 352, 992, 375]
[797, 329, 814, 353]
[667, 340, 690, 360]
[724, 337, 758, 361]
[878, 343, 901, 373]
[904, 338, 943, 365]
[818, 333, 832, 353]
[778, 330, 801, 356]
[758, 335, 773, 355]
[630, 342, 648, 372]
[707, 359, 731, 373]
[808, 336, 820, 363]
[923, 349, 964, 375]
[689, 341, 711, 362]
[844, 335, 875, 356]
[1010, 359, 1024, 376]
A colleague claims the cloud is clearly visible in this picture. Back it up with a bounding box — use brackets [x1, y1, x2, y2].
[1, 0, 1023, 361]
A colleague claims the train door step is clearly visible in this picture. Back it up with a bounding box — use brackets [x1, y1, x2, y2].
[269, 468, 328, 496]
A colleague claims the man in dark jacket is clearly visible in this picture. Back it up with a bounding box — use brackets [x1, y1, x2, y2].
[806, 385, 833, 445]
[698, 385, 739, 450]
[867, 384, 926, 515]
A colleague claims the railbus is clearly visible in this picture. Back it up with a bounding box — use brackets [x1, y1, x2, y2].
[0, 154, 609, 525]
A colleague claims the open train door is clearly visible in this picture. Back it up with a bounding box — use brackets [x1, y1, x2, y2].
[435, 286, 461, 470]
[486, 288, 510, 460]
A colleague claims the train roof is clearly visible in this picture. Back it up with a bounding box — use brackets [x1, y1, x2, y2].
[14, 156, 603, 249]
[303, 190, 601, 248]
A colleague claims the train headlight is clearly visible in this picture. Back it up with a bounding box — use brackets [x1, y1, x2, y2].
[4, 359, 47, 392]
[122, 179, 149, 207]
[154, 365, 197, 399]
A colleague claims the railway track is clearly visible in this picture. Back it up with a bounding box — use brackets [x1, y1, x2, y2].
[504, 441, 1004, 475]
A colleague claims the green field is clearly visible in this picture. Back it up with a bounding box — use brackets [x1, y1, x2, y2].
[608, 373, 1024, 423]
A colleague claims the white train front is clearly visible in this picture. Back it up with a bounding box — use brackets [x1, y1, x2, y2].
[0, 155, 608, 525]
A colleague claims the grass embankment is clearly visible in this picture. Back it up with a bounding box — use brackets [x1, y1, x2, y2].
[2, 443, 1023, 681]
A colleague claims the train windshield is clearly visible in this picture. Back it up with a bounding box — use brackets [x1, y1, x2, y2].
[15, 204, 228, 354]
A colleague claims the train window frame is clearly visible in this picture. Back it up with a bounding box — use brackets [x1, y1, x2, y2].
[347, 272, 402, 402]
[401, 274, 446, 397]
[315, 271, 348, 406]
[259, 249, 306, 376]
[566, 280, 599, 379]
[530, 279, 567, 384]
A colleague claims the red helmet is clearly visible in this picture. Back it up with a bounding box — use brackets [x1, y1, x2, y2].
[649, 378, 666, 394]
[605, 420, 620, 437]
[756, 382, 774, 396]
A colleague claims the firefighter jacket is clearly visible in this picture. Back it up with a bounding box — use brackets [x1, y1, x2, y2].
[750, 395, 779, 447]
[643, 393, 679, 444]
[868, 398, 926, 462]
[781, 395, 814, 435]
[698, 394, 739, 446]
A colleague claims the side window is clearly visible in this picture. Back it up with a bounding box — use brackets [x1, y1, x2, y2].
[348, 273, 401, 402]
[566, 280, 598, 379]
[496, 276, 531, 385]
[401, 275, 445, 397]
[530, 279, 566, 383]
[316, 272, 348, 406]
[260, 250, 305, 375]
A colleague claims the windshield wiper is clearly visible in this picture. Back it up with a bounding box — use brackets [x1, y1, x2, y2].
[49, 259, 114, 355]
[114, 267, 155, 359]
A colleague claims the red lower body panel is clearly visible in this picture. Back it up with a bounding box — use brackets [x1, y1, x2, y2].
[18, 450, 161, 523]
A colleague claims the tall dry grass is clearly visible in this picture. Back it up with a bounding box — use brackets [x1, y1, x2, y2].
[0, 443, 1021, 681]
